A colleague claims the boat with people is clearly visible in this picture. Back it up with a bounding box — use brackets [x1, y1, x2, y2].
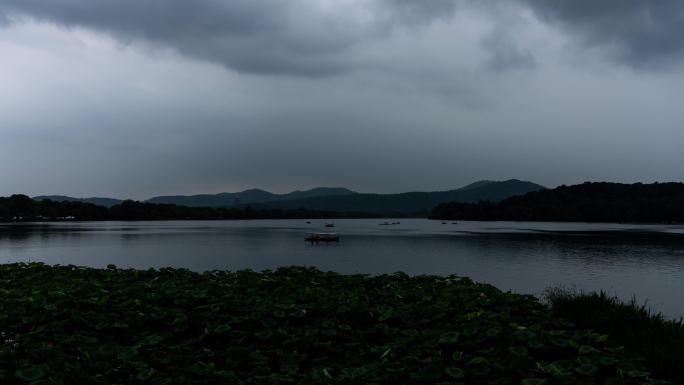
[305, 232, 340, 242]
[324, 223, 335, 228]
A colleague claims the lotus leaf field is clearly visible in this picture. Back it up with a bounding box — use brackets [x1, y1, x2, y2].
[0, 263, 668, 384]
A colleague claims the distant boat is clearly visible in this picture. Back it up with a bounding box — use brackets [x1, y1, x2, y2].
[379, 222, 391, 225]
[306, 221, 311, 224]
[305, 233, 339, 242]
[325, 223, 335, 228]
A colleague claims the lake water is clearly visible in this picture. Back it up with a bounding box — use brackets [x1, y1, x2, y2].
[1, 219, 684, 318]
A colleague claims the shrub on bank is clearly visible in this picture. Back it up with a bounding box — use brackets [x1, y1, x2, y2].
[0, 263, 670, 384]
[545, 288, 684, 384]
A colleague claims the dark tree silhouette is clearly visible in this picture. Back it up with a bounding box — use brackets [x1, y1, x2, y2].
[430, 182, 684, 223]
[0, 195, 375, 221]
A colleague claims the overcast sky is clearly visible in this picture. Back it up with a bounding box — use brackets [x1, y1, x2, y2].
[1, 0, 683, 199]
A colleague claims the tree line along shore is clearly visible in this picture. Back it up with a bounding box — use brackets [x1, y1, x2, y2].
[431, 182, 684, 223]
[0, 195, 377, 221]
[2, 181, 684, 222]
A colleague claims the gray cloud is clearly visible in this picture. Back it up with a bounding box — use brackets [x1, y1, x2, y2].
[386, 0, 457, 23]
[482, 28, 535, 71]
[521, 0, 684, 68]
[4, 1, 684, 72]
[0, 0, 457, 76]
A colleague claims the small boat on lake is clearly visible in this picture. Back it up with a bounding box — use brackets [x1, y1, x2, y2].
[325, 223, 335, 228]
[305, 233, 340, 242]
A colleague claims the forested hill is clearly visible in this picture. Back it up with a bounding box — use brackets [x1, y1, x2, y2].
[33, 195, 123, 208]
[249, 179, 545, 216]
[25, 180, 545, 217]
[0, 195, 374, 221]
[430, 182, 684, 223]
[146, 187, 356, 207]
[33, 187, 356, 208]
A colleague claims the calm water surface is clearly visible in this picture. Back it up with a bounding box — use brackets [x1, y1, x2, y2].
[1, 219, 684, 318]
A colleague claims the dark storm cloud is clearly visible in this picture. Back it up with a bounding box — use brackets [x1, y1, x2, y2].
[521, 0, 684, 67]
[0, 0, 457, 76]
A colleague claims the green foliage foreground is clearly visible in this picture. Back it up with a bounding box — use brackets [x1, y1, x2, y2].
[545, 288, 684, 385]
[0, 264, 669, 385]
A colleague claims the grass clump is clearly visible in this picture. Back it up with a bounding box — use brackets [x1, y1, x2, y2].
[0, 263, 671, 385]
[545, 288, 684, 384]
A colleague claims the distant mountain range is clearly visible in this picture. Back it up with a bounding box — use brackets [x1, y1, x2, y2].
[247, 180, 545, 215]
[146, 187, 356, 207]
[34, 187, 356, 208]
[33, 180, 545, 214]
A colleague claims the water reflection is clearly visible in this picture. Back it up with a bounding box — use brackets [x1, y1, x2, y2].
[1, 219, 684, 317]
